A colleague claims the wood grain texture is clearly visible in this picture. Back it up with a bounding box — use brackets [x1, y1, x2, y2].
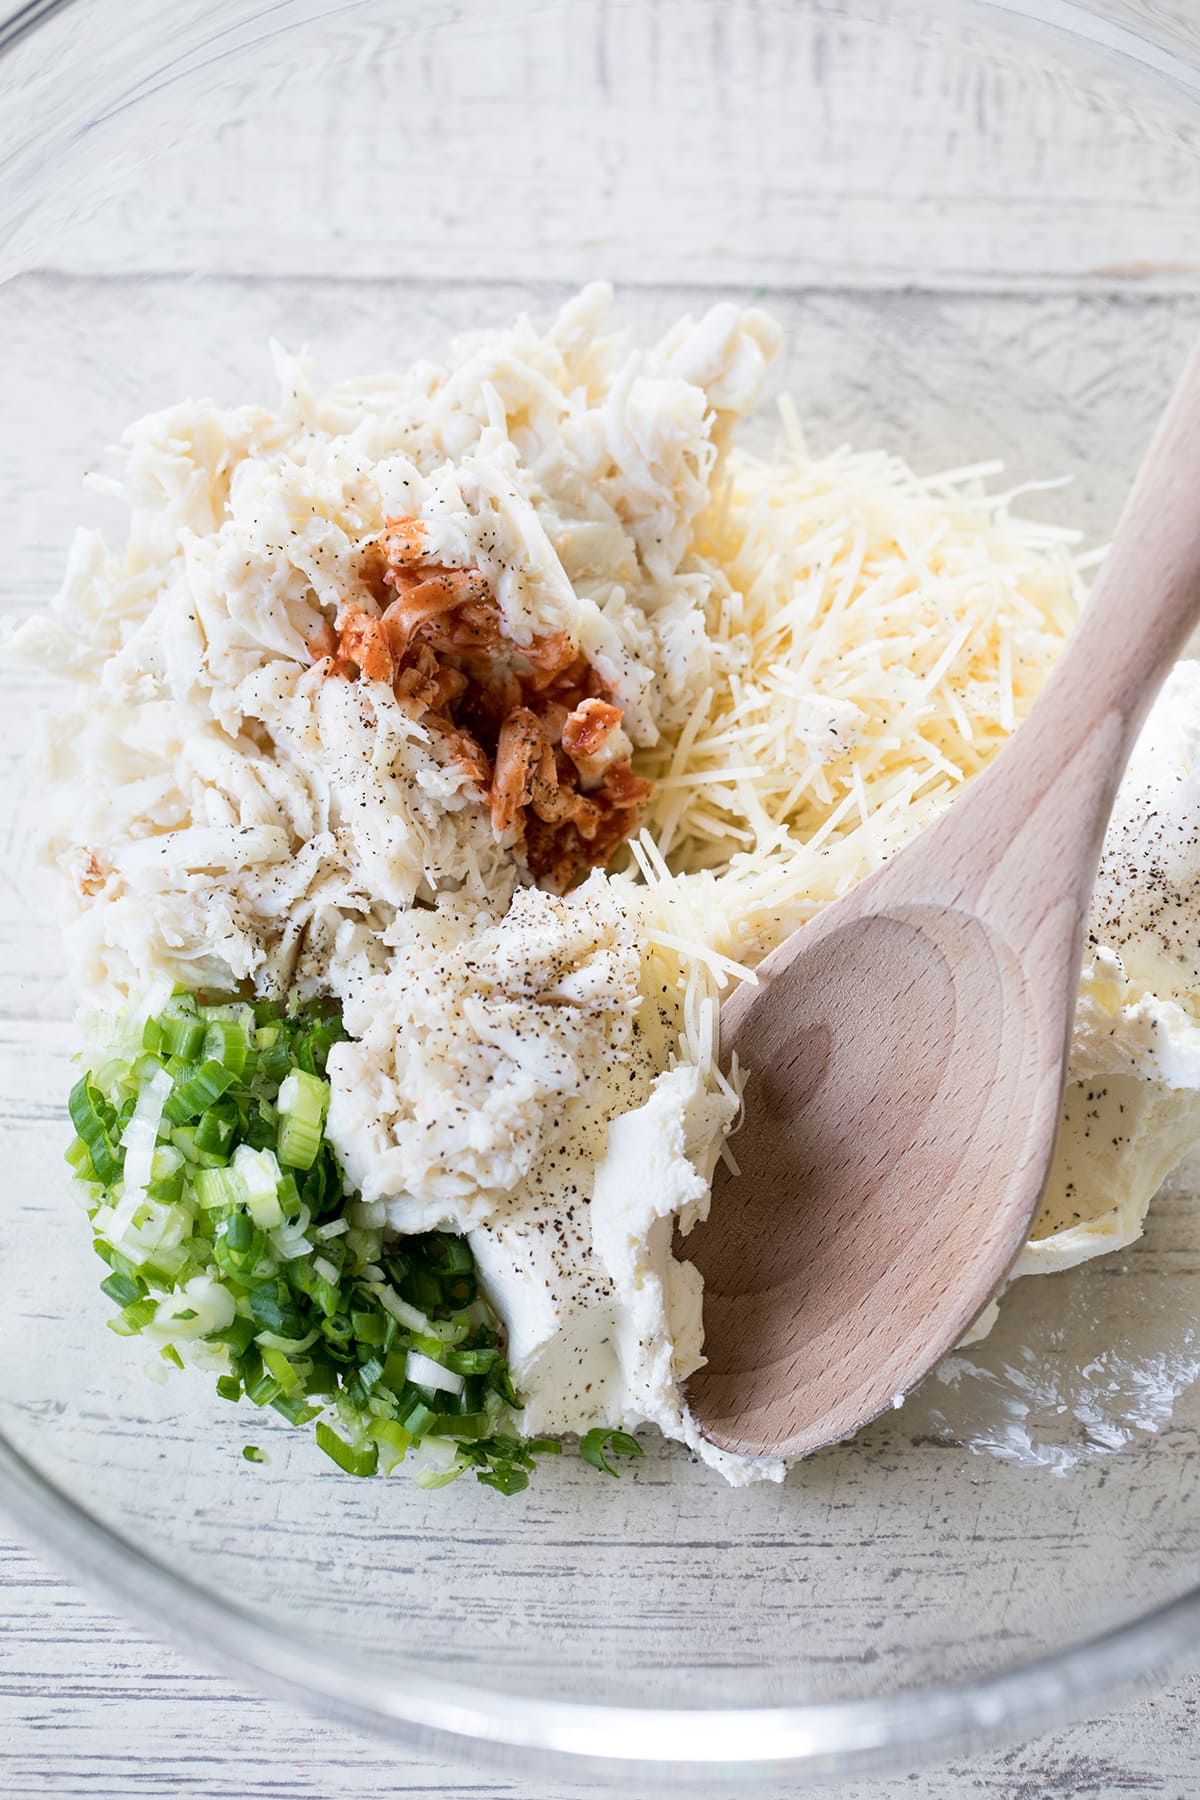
[690, 342, 1200, 1457]
[4, 0, 1200, 291]
[3, 1533, 1200, 1800]
[4, 0, 1200, 1793]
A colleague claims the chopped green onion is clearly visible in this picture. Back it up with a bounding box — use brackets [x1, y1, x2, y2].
[351, 1310, 388, 1347]
[271, 1394, 323, 1426]
[431, 1233, 474, 1273]
[193, 1101, 239, 1158]
[255, 1327, 319, 1354]
[414, 1460, 468, 1490]
[404, 1265, 443, 1314]
[276, 1069, 329, 1170]
[315, 1421, 378, 1477]
[367, 1417, 412, 1453]
[376, 1287, 430, 1333]
[432, 1411, 492, 1440]
[401, 1398, 438, 1438]
[443, 1347, 501, 1376]
[222, 1210, 257, 1255]
[248, 1281, 305, 1339]
[406, 1350, 465, 1396]
[231, 1144, 284, 1229]
[202, 1019, 253, 1078]
[477, 1465, 530, 1496]
[193, 1164, 246, 1212]
[163, 1060, 236, 1126]
[70, 991, 547, 1496]
[242, 1445, 267, 1464]
[304, 1355, 339, 1398]
[108, 1298, 159, 1337]
[65, 1134, 95, 1176]
[159, 1011, 205, 1061]
[366, 1417, 412, 1474]
[261, 1344, 303, 1394]
[244, 1368, 283, 1409]
[211, 1317, 257, 1356]
[579, 1428, 644, 1478]
[100, 1271, 145, 1309]
[156, 1144, 185, 1177]
[169, 1125, 199, 1165]
[69, 1076, 124, 1184]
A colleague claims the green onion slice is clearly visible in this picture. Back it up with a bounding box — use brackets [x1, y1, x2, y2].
[315, 1422, 378, 1477]
[579, 1428, 645, 1478]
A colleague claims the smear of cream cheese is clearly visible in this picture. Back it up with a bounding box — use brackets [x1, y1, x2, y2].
[325, 873, 779, 1480]
[967, 662, 1200, 1341]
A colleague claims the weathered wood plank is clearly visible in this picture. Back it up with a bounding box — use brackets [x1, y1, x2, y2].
[2, 1533, 1199, 1799]
[4, 0, 1200, 290]
[4, 5, 1200, 1786]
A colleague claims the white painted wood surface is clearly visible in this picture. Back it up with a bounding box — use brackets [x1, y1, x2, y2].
[5, 2, 1200, 1796]
[3, 1533, 1200, 1799]
[6, 0, 1200, 292]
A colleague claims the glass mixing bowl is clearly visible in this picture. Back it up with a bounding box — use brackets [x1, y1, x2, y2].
[3, 0, 1200, 1784]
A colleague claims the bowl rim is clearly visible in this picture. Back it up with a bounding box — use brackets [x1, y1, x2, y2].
[2, 1425, 1199, 1783]
[3, 0, 1200, 1781]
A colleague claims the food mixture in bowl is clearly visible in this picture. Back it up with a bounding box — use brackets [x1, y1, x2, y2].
[12, 287, 1200, 1491]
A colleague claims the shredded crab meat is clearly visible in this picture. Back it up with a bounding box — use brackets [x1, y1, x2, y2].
[561, 698, 634, 791]
[491, 708, 601, 837]
[74, 849, 110, 899]
[323, 517, 654, 890]
[382, 571, 497, 657]
[335, 610, 393, 685]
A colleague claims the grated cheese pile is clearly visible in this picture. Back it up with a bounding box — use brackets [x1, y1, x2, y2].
[643, 430, 1089, 966]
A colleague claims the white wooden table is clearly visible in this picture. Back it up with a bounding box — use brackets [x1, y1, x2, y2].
[2, 1532, 1199, 1799]
[6, 3, 1200, 1795]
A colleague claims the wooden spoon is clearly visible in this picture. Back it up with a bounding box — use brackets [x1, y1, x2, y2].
[685, 346, 1200, 1462]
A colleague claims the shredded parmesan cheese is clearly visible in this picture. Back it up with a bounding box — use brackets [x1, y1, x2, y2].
[641, 434, 1088, 971]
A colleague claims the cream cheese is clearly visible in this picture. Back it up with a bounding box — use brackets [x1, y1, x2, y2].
[1014, 661, 1200, 1280]
[327, 874, 767, 1477]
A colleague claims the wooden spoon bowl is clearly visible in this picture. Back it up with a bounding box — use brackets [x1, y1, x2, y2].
[688, 902, 1055, 1459]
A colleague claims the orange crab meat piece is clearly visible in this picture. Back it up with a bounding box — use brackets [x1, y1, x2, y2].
[490, 708, 545, 834]
[561, 697, 623, 760]
[335, 607, 394, 684]
[382, 569, 496, 658]
[377, 515, 428, 567]
[322, 519, 654, 886]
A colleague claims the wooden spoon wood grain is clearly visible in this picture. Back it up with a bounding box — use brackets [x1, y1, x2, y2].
[685, 345, 1200, 1462]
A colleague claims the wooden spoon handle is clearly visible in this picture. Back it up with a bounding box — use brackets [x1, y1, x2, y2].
[881, 342, 1200, 947]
